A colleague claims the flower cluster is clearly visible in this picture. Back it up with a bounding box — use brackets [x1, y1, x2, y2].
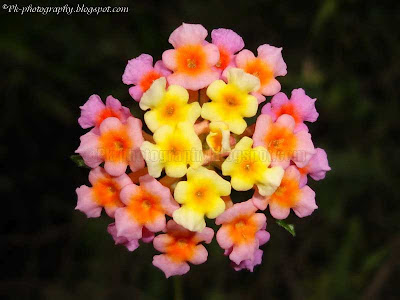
[75, 23, 330, 278]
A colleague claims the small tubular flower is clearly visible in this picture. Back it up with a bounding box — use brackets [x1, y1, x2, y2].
[253, 114, 315, 169]
[172, 166, 231, 232]
[75, 117, 145, 176]
[211, 28, 244, 72]
[251, 166, 317, 219]
[262, 88, 318, 132]
[201, 68, 260, 134]
[235, 44, 287, 103]
[78, 94, 131, 130]
[298, 148, 331, 186]
[206, 121, 231, 154]
[114, 174, 179, 245]
[162, 23, 220, 90]
[140, 122, 203, 178]
[153, 220, 214, 278]
[75, 167, 132, 218]
[216, 200, 267, 265]
[222, 136, 284, 196]
[139, 77, 201, 132]
[122, 54, 171, 102]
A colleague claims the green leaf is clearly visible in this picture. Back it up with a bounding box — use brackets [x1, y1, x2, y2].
[70, 154, 90, 168]
[276, 220, 296, 237]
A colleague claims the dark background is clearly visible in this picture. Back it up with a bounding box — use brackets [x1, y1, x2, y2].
[1, 0, 399, 299]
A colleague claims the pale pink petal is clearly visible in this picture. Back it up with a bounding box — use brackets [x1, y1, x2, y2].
[119, 183, 141, 205]
[168, 23, 208, 48]
[113, 173, 133, 189]
[188, 244, 208, 265]
[290, 88, 318, 122]
[194, 227, 214, 244]
[129, 85, 144, 102]
[256, 230, 270, 246]
[229, 241, 258, 265]
[235, 49, 256, 68]
[293, 131, 315, 168]
[122, 54, 154, 85]
[107, 223, 140, 252]
[105, 96, 131, 123]
[75, 185, 101, 218]
[269, 201, 290, 219]
[252, 114, 273, 148]
[152, 255, 190, 278]
[257, 44, 287, 77]
[75, 131, 102, 168]
[216, 200, 258, 225]
[162, 49, 177, 70]
[216, 226, 234, 250]
[251, 189, 269, 211]
[114, 208, 143, 240]
[126, 117, 145, 172]
[293, 185, 317, 218]
[104, 205, 120, 218]
[153, 233, 174, 252]
[211, 28, 244, 54]
[167, 70, 219, 91]
[252, 92, 266, 104]
[259, 78, 281, 96]
[142, 227, 155, 243]
[284, 165, 301, 182]
[153, 60, 172, 76]
[275, 114, 296, 132]
[203, 43, 220, 66]
[145, 214, 167, 233]
[308, 148, 331, 181]
[99, 117, 123, 134]
[88, 167, 107, 185]
[78, 94, 105, 129]
[104, 161, 128, 177]
[233, 249, 263, 272]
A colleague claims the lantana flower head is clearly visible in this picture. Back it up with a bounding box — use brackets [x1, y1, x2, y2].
[211, 28, 244, 73]
[162, 23, 220, 90]
[262, 88, 319, 132]
[251, 166, 317, 219]
[298, 147, 331, 186]
[222, 136, 284, 196]
[201, 68, 260, 134]
[76, 116, 145, 176]
[78, 94, 131, 131]
[253, 114, 315, 169]
[75, 166, 132, 218]
[74, 23, 330, 278]
[139, 77, 201, 132]
[172, 166, 231, 232]
[216, 200, 268, 265]
[140, 122, 203, 178]
[153, 220, 214, 278]
[235, 44, 287, 103]
[114, 174, 179, 245]
[122, 54, 171, 102]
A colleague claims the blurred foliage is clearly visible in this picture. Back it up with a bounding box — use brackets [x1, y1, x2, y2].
[1, 0, 399, 299]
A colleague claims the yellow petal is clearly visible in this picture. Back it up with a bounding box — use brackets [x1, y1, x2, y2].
[139, 77, 167, 110]
[227, 68, 260, 93]
[173, 206, 206, 232]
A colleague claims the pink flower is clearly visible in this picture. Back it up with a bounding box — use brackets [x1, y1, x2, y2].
[75, 167, 132, 218]
[211, 28, 244, 73]
[78, 95, 131, 130]
[122, 54, 171, 102]
[75, 116, 145, 176]
[298, 148, 331, 186]
[235, 44, 287, 103]
[216, 200, 267, 265]
[252, 114, 316, 169]
[114, 175, 179, 242]
[251, 166, 317, 219]
[261, 89, 318, 132]
[152, 220, 214, 278]
[107, 223, 154, 252]
[162, 23, 220, 90]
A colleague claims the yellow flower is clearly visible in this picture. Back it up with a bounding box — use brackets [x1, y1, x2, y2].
[140, 77, 201, 132]
[140, 122, 203, 178]
[206, 121, 231, 154]
[173, 166, 231, 232]
[222, 136, 284, 196]
[201, 68, 260, 134]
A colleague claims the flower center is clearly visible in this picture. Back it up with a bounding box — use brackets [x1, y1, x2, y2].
[187, 58, 197, 69]
[166, 105, 175, 116]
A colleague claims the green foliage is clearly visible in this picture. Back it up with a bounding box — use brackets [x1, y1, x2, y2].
[276, 220, 296, 237]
